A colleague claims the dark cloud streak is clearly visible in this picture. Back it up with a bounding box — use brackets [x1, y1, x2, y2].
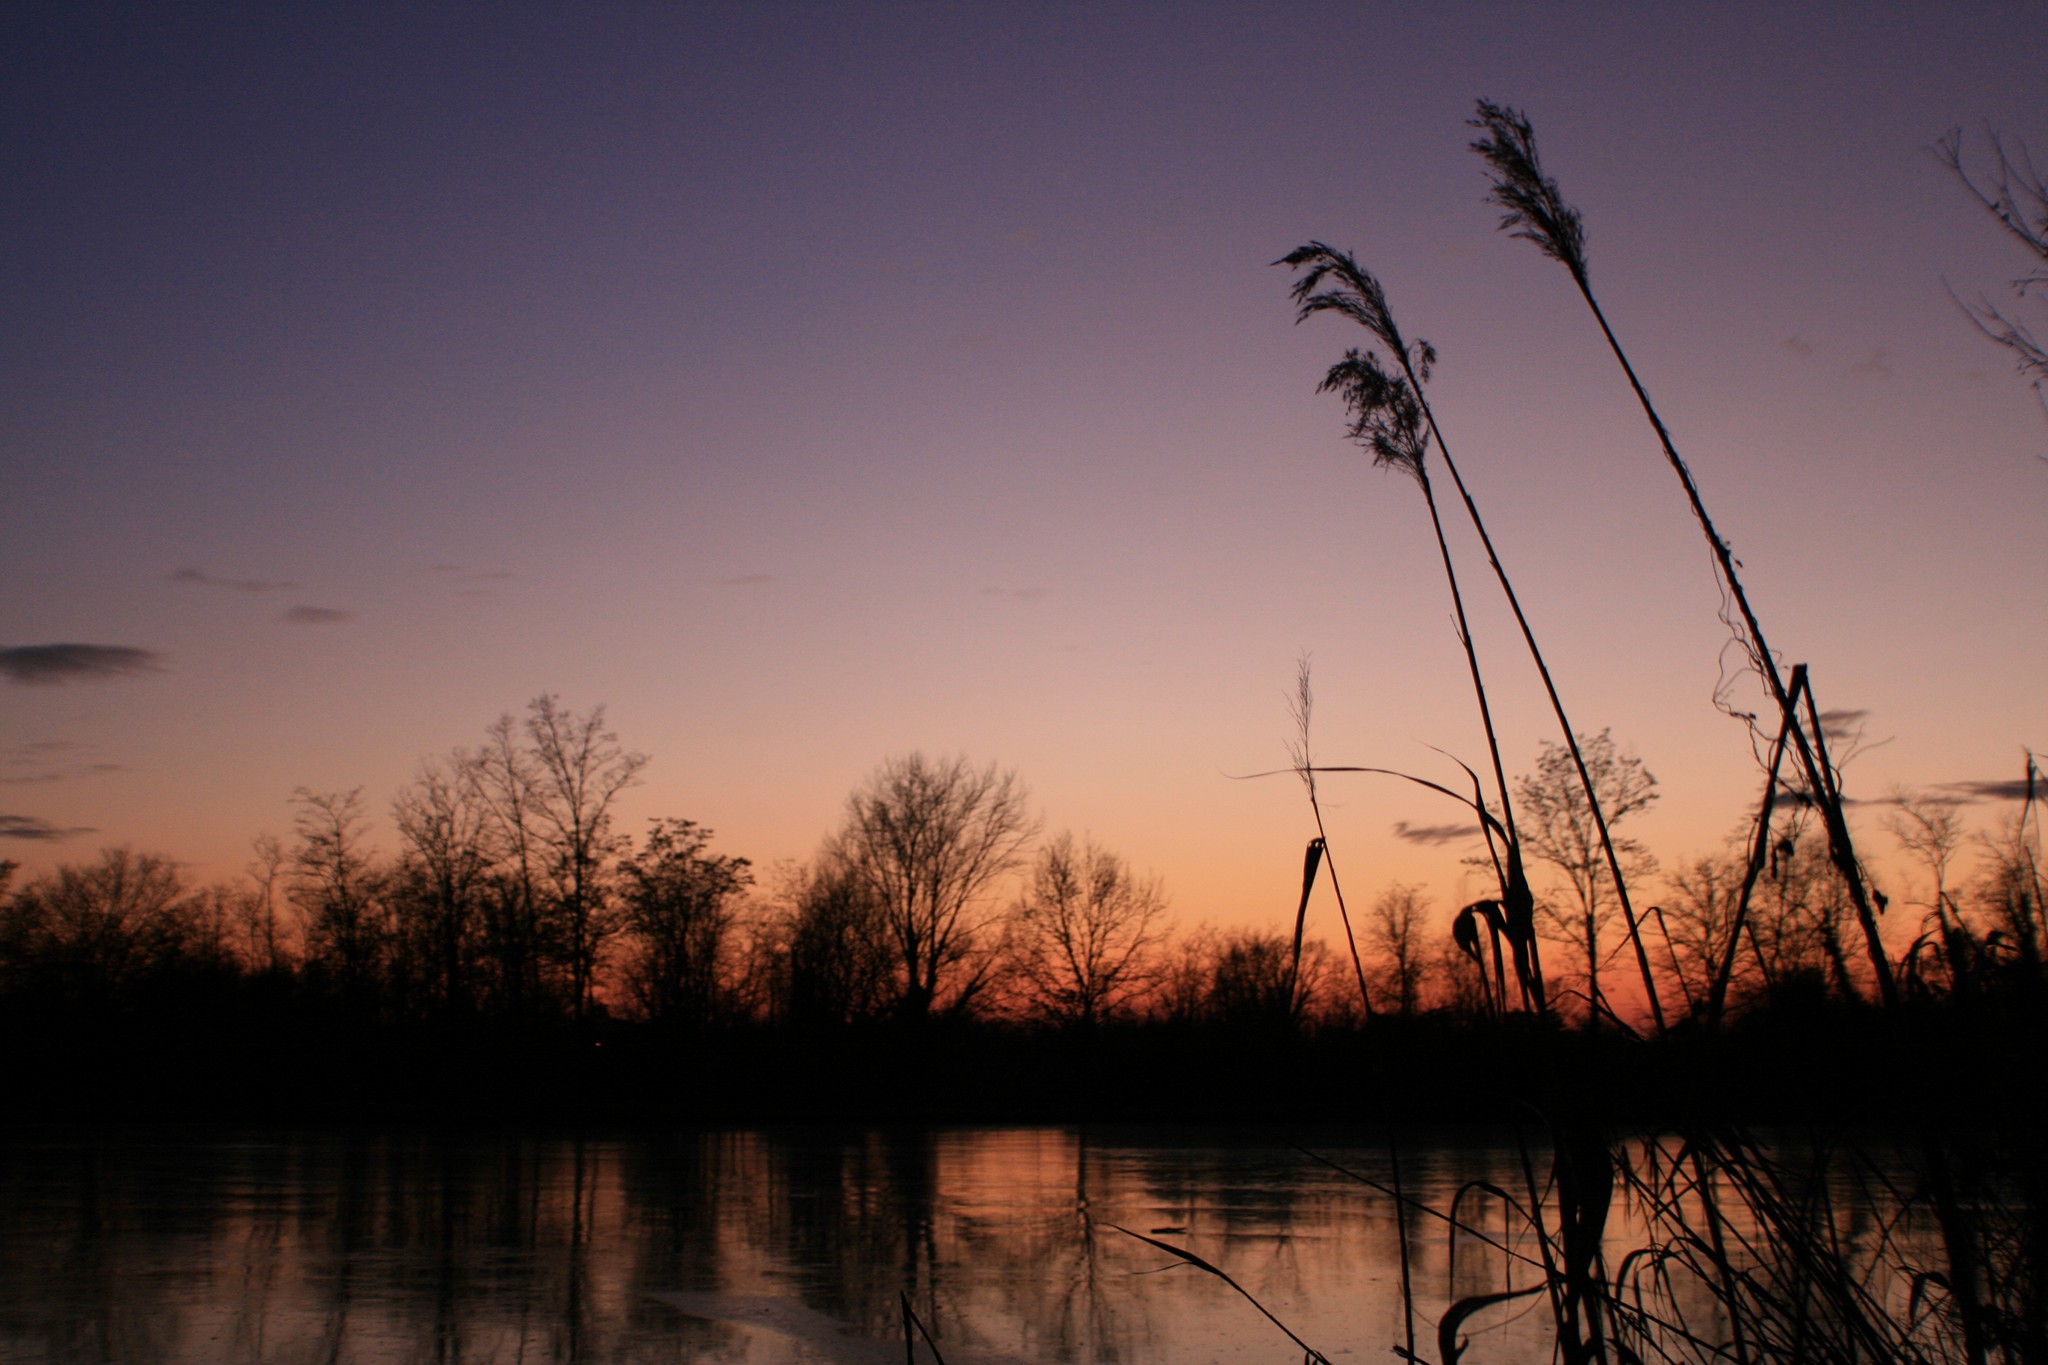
[0, 814, 95, 841]
[1394, 820, 1476, 846]
[0, 644, 163, 685]
[281, 607, 353, 625]
[1936, 777, 2039, 803]
[170, 568, 299, 593]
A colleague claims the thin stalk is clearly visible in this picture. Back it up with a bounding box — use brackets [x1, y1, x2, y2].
[1394, 348, 1670, 1034]
[1709, 665, 1805, 1026]
[1290, 664, 1374, 1018]
[1390, 1132, 1418, 1364]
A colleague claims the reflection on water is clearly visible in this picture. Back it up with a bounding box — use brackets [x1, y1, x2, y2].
[0, 1125, 1908, 1364]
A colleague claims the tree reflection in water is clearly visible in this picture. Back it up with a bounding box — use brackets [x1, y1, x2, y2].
[1, 1126, 1613, 1364]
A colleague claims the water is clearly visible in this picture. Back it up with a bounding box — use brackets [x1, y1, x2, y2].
[0, 1125, 1912, 1364]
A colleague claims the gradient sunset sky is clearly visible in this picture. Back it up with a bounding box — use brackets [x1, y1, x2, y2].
[5, 3, 2043, 932]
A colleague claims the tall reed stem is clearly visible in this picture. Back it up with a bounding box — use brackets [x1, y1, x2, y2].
[1471, 101, 1897, 1009]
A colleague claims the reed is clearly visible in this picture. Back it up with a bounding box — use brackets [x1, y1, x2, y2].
[1468, 99, 1894, 1010]
[1280, 243, 1667, 1030]
[1153, 103, 2048, 1365]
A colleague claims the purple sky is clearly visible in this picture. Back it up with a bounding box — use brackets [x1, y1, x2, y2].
[5, 3, 2043, 935]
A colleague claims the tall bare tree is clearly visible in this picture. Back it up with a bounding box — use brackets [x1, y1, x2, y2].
[1515, 730, 1658, 1025]
[468, 711, 550, 1015]
[521, 695, 647, 1023]
[290, 788, 386, 1004]
[1007, 832, 1166, 1028]
[391, 753, 495, 1017]
[242, 833, 290, 973]
[833, 753, 1037, 1019]
[1368, 883, 1435, 1017]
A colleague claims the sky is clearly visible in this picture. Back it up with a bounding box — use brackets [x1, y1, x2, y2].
[4, 2, 2044, 937]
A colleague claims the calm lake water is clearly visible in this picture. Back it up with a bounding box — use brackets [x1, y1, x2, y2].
[0, 1124, 1905, 1364]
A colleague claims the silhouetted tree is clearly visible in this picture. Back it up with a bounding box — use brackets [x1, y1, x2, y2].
[1203, 929, 1327, 1029]
[391, 754, 494, 1018]
[522, 695, 647, 1024]
[618, 819, 751, 1031]
[1970, 779, 2045, 969]
[469, 711, 549, 1015]
[1368, 883, 1435, 1017]
[768, 856, 895, 1026]
[240, 834, 292, 973]
[1665, 816, 1863, 1014]
[1006, 832, 1166, 1028]
[832, 753, 1037, 1019]
[290, 787, 387, 1006]
[1514, 730, 1658, 1024]
[0, 848, 194, 1009]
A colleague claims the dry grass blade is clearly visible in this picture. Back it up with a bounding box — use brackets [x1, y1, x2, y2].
[1111, 1225, 1334, 1364]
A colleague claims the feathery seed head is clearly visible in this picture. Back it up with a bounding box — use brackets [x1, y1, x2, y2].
[1469, 99, 1589, 279]
[1318, 348, 1431, 482]
[1278, 241, 1409, 356]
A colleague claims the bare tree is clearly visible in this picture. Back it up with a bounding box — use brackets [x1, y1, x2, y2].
[1515, 729, 1658, 1025]
[290, 787, 386, 1003]
[1007, 831, 1166, 1028]
[468, 712, 550, 1015]
[1971, 782, 2045, 969]
[767, 855, 895, 1026]
[0, 848, 194, 1006]
[519, 695, 647, 1023]
[1368, 883, 1435, 1016]
[1666, 818, 1865, 1013]
[833, 753, 1037, 1019]
[1662, 850, 1749, 1016]
[1204, 929, 1332, 1028]
[1892, 792, 1967, 904]
[241, 833, 291, 973]
[391, 753, 496, 1017]
[618, 818, 752, 1030]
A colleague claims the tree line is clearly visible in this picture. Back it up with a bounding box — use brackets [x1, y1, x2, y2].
[5, 696, 2041, 1057]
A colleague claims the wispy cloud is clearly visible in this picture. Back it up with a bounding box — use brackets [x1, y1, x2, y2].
[1393, 820, 1476, 846]
[1, 644, 163, 685]
[170, 567, 299, 593]
[1, 740, 123, 786]
[432, 563, 515, 582]
[720, 574, 774, 587]
[281, 606, 353, 625]
[1783, 336, 1815, 357]
[980, 586, 1046, 600]
[0, 814, 95, 842]
[1851, 347, 1896, 381]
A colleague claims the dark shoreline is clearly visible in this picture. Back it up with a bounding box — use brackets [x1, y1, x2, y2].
[11, 994, 2039, 1131]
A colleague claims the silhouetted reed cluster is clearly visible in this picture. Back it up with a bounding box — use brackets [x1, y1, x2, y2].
[1147, 98, 2046, 1365]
